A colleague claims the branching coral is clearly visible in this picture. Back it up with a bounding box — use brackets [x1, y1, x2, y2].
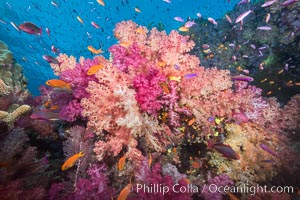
[0, 104, 31, 128]
[0, 79, 11, 96]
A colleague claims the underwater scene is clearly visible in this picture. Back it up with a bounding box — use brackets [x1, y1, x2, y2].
[0, 0, 300, 199]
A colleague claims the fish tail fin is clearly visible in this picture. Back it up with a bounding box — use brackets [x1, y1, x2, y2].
[79, 151, 85, 157]
[39, 27, 42, 35]
[66, 83, 72, 91]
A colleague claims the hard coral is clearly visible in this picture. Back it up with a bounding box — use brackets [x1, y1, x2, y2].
[0, 79, 11, 96]
[0, 105, 31, 128]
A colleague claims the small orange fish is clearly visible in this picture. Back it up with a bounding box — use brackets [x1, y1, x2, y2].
[49, 105, 59, 111]
[44, 100, 51, 108]
[261, 78, 268, 83]
[286, 80, 293, 87]
[87, 46, 103, 54]
[191, 161, 201, 169]
[119, 41, 131, 48]
[118, 155, 126, 171]
[160, 112, 168, 123]
[148, 153, 152, 167]
[295, 82, 300, 86]
[157, 60, 166, 67]
[134, 7, 141, 13]
[97, 0, 105, 6]
[87, 64, 105, 75]
[46, 79, 71, 90]
[269, 81, 275, 85]
[61, 152, 84, 171]
[277, 69, 284, 74]
[160, 83, 170, 94]
[188, 118, 196, 126]
[178, 26, 189, 32]
[117, 183, 132, 200]
[135, 27, 146, 34]
[173, 147, 177, 153]
[236, 66, 243, 71]
[267, 91, 272, 95]
[227, 192, 240, 200]
[168, 75, 181, 82]
[77, 16, 84, 24]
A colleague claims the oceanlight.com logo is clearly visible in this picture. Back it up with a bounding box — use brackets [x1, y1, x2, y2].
[207, 183, 294, 196]
[133, 183, 295, 196]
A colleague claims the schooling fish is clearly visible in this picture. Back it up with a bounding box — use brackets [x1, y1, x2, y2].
[10, 21, 20, 32]
[97, 0, 105, 6]
[235, 10, 253, 23]
[174, 17, 184, 22]
[134, 7, 141, 13]
[210, 143, 240, 160]
[231, 75, 254, 82]
[225, 14, 232, 24]
[51, 45, 59, 54]
[61, 152, 84, 171]
[87, 64, 105, 75]
[118, 155, 126, 171]
[261, 0, 277, 7]
[281, 0, 298, 6]
[30, 111, 60, 121]
[77, 16, 84, 24]
[117, 183, 132, 200]
[208, 17, 218, 26]
[260, 143, 278, 157]
[19, 22, 42, 35]
[46, 79, 71, 90]
[257, 26, 272, 30]
[184, 73, 198, 79]
[87, 46, 103, 54]
[178, 26, 189, 32]
[91, 21, 100, 29]
[43, 55, 61, 65]
[45, 27, 50, 36]
[184, 20, 196, 28]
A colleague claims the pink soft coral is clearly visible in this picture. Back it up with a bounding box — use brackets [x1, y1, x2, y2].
[132, 68, 166, 115]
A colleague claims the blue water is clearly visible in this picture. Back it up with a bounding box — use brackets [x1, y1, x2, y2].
[0, 0, 239, 95]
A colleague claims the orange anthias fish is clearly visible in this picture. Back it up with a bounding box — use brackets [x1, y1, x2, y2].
[97, 0, 105, 6]
[160, 83, 170, 94]
[227, 192, 240, 200]
[46, 79, 71, 90]
[87, 64, 105, 75]
[117, 183, 132, 200]
[118, 155, 126, 171]
[178, 26, 189, 32]
[135, 27, 146, 35]
[157, 60, 166, 67]
[168, 75, 182, 82]
[148, 153, 152, 167]
[61, 152, 84, 171]
[188, 118, 196, 126]
[87, 46, 103, 54]
[119, 41, 131, 48]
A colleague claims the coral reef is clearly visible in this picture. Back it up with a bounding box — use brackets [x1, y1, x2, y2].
[1, 2, 300, 198]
